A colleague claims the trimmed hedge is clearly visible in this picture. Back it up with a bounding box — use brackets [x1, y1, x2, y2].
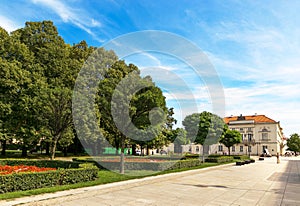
[233, 155, 250, 160]
[0, 167, 98, 193]
[0, 159, 81, 169]
[72, 158, 202, 171]
[205, 156, 234, 163]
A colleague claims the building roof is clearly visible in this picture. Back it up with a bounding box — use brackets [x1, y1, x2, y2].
[224, 114, 277, 124]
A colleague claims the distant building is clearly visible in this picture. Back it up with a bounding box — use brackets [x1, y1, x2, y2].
[177, 114, 286, 156]
[221, 114, 285, 156]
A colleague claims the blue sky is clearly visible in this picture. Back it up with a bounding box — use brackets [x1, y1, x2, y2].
[1, 0, 300, 136]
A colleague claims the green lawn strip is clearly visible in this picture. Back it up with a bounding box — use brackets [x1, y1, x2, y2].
[0, 161, 233, 200]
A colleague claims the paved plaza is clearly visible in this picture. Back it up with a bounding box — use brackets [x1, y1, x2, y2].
[1, 156, 299, 206]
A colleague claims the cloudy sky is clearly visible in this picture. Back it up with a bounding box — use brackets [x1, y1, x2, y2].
[1, 0, 300, 136]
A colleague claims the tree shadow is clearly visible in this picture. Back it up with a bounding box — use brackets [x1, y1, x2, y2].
[177, 183, 228, 188]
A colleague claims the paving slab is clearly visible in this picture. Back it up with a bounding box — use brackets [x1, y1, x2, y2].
[0, 156, 299, 206]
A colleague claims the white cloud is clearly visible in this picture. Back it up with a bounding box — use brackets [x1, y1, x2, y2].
[31, 0, 102, 41]
[0, 15, 20, 32]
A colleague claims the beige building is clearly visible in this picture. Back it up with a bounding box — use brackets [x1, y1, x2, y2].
[177, 114, 285, 156]
[219, 114, 285, 156]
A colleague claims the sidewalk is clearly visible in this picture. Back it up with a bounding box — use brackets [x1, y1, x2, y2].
[1, 156, 299, 206]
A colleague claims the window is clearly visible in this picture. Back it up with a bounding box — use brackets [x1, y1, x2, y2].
[240, 128, 244, 132]
[247, 127, 252, 131]
[248, 146, 252, 152]
[248, 133, 253, 141]
[240, 146, 243, 152]
[232, 146, 235, 152]
[218, 145, 223, 152]
[196, 146, 199, 152]
[231, 128, 235, 131]
[262, 133, 268, 140]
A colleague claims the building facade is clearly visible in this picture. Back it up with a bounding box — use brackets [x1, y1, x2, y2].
[220, 114, 285, 156]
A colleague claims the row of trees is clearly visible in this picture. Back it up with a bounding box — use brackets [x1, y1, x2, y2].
[0, 21, 179, 164]
[0, 21, 96, 159]
[0, 20, 245, 173]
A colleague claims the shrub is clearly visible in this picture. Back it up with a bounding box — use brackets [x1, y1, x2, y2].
[208, 154, 222, 158]
[205, 156, 234, 163]
[72, 158, 202, 171]
[233, 155, 249, 160]
[0, 167, 98, 193]
[184, 154, 200, 159]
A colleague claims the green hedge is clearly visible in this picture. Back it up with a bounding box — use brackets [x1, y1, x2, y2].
[72, 158, 202, 171]
[205, 156, 234, 163]
[233, 155, 250, 160]
[0, 159, 81, 169]
[0, 167, 98, 193]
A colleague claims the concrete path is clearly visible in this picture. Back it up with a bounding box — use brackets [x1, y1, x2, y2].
[1, 156, 299, 206]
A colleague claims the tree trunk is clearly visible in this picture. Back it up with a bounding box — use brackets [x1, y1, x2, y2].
[21, 144, 27, 157]
[1, 140, 6, 156]
[63, 147, 68, 157]
[120, 137, 125, 174]
[146, 145, 150, 156]
[228, 147, 231, 156]
[50, 138, 58, 160]
[141, 145, 144, 156]
[201, 145, 204, 163]
[45, 142, 50, 155]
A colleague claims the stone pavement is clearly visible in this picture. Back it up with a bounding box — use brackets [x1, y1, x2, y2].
[1, 156, 299, 206]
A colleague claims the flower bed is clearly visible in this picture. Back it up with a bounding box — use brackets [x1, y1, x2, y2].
[0, 165, 56, 175]
[0, 164, 98, 193]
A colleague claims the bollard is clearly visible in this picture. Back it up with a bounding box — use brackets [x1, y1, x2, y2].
[276, 152, 280, 164]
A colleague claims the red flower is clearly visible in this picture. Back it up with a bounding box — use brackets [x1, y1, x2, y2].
[0, 165, 56, 175]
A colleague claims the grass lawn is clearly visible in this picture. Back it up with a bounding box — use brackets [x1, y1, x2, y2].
[0, 162, 225, 200]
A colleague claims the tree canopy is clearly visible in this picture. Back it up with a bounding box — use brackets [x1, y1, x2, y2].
[182, 111, 226, 145]
[287, 133, 300, 153]
[219, 129, 242, 156]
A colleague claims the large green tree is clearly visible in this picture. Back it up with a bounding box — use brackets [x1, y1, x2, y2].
[219, 129, 242, 156]
[287, 133, 300, 153]
[97, 60, 168, 173]
[182, 111, 226, 161]
[0, 26, 42, 157]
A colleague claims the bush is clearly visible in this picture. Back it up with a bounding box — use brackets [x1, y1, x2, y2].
[233, 155, 249, 160]
[208, 154, 222, 158]
[205, 156, 234, 163]
[0, 167, 98, 193]
[72, 158, 202, 171]
[184, 154, 200, 159]
[0, 159, 81, 169]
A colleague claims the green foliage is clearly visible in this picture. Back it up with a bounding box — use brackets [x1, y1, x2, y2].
[205, 156, 234, 163]
[0, 21, 102, 158]
[287, 133, 300, 152]
[219, 129, 242, 155]
[0, 168, 98, 193]
[182, 111, 226, 145]
[71, 158, 202, 171]
[233, 155, 250, 160]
